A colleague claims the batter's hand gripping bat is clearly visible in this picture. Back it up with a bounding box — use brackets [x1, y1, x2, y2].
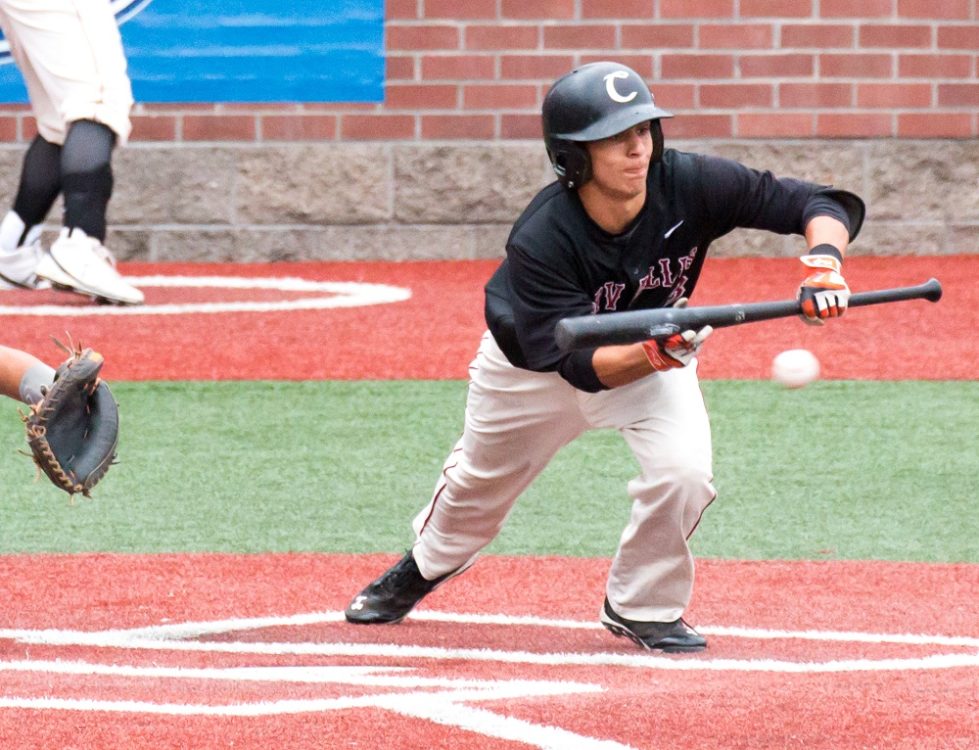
[554, 278, 942, 351]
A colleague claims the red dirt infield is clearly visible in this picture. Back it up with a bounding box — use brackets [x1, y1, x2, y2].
[1, 553, 977, 750]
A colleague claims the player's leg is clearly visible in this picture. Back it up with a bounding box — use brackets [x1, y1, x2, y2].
[0, 0, 133, 145]
[4, 0, 142, 304]
[60, 120, 117, 245]
[0, 5, 61, 289]
[12, 136, 63, 228]
[0, 345, 55, 403]
[345, 331, 588, 624]
[38, 118, 144, 304]
[412, 333, 587, 575]
[0, 136, 61, 289]
[585, 364, 715, 651]
[0, 1, 69, 145]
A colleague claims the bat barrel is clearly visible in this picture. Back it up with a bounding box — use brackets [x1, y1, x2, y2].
[554, 300, 799, 350]
[555, 278, 943, 352]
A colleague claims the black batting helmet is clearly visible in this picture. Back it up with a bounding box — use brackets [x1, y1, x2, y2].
[542, 61, 673, 189]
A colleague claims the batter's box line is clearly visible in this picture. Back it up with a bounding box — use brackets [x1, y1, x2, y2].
[1, 611, 977, 674]
[6, 609, 978, 647]
[0, 663, 626, 749]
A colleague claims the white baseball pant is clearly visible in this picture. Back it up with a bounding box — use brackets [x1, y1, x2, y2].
[0, 0, 133, 144]
[412, 330, 716, 623]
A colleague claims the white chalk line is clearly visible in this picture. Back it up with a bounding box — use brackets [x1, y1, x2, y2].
[7, 635, 976, 673]
[2, 609, 977, 671]
[0, 689, 629, 750]
[2, 610, 977, 749]
[0, 275, 412, 315]
[6, 607, 978, 648]
[0, 660, 601, 695]
[0, 650, 624, 748]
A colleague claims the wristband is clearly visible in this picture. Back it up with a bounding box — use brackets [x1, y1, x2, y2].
[806, 243, 843, 263]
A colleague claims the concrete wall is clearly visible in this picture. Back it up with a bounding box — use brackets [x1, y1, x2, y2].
[3, 138, 966, 262]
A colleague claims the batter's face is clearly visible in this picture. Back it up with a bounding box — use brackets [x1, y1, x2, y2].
[584, 122, 653, 201]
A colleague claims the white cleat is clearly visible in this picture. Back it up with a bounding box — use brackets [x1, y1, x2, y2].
[36, 227, 144, 305]
[33, 251, 81, 291]
[0, 213, 51, 290]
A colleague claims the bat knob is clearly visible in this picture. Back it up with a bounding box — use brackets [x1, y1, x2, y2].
[554, 319, 577, 352]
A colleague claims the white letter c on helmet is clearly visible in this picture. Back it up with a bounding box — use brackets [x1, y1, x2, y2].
[604, 71, 638, 103]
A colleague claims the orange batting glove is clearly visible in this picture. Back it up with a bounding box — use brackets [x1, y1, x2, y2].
[642, 326, 713, 371]
[797, 244, 850, 325]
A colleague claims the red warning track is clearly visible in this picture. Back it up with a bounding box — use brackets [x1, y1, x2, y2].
[0, 254, 975, 381]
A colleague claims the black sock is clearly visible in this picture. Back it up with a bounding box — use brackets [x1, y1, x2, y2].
[11, 135, 61, 244]
[61, 120, 117, 242]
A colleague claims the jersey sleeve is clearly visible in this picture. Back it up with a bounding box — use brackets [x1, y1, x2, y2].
[803, 188, 865, 241]
[692, 154, 862, 240]
[505, 242, 607, 393]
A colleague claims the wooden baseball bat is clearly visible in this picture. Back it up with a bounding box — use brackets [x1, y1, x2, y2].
[554, 278, 943, 351]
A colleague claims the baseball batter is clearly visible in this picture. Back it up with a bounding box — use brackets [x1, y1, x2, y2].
[0, 0, 142, 305]
[346, 61, 864, 652]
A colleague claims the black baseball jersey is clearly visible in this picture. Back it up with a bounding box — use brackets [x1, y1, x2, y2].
[484, 148, 864, 393]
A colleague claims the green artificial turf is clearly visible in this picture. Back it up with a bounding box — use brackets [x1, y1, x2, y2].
[0, 380, 975, 563]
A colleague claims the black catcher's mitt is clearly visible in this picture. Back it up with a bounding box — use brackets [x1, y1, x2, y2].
[22, 343, 119, 497]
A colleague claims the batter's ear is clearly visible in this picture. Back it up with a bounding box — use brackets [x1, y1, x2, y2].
[651, 120, 665, 164]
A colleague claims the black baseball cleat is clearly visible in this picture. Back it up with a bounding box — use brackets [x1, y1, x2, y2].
[600, 598, 707, 653]
[345, 551, 457, 624]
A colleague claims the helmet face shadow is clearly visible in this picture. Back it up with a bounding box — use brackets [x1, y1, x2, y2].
[542, 61, 673, 189]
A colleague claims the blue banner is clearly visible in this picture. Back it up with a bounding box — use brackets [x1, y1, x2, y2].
[0, 0, 384, 103]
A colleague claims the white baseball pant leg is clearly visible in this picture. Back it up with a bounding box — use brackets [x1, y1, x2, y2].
[581, 363, 715, 623]
[411, 331, 589, 580]
[0, 0, 133, 144]
[412, 331, 716, 625]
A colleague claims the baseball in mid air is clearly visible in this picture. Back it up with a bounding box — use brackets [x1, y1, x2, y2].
[771, 348, 820, 388]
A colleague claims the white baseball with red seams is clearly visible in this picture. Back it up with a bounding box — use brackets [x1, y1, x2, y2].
[771, 348, 820, 388]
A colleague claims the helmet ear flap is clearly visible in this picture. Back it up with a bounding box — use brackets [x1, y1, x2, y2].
[548, 139, 591, 190]
[549, 122, 664, 189]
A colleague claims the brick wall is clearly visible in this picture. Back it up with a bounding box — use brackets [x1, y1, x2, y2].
[384, 0, 979, 141]
[1, 2, 973, 144]
[1, 4, 977, 259]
